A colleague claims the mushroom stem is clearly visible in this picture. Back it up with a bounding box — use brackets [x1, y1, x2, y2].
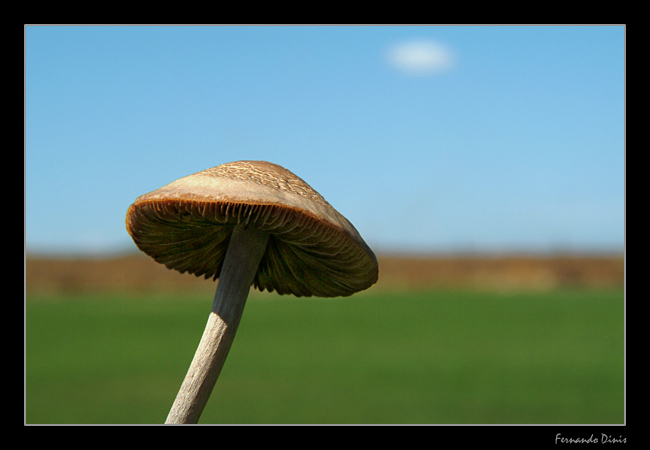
[165, 224, 269, 424]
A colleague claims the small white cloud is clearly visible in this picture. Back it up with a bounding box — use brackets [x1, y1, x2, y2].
[386, 39, 456, 75]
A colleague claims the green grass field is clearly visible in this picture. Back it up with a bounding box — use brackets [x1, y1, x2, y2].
[25, 288, 624, 424]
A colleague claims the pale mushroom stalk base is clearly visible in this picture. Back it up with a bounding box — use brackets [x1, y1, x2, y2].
[165, 224, 269, 424]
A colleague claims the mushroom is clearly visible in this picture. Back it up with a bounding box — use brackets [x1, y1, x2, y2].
[125, 160, 378, 424]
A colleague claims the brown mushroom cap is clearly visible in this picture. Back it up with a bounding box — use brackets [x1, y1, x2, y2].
[125, 160, 378, 297]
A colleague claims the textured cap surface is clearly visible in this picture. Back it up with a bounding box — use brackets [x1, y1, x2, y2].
[126, 161, 378, 297]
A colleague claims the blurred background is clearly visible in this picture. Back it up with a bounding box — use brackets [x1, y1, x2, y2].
[25, 25, 625, 425]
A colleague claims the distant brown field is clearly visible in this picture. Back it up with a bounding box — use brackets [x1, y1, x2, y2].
[25, 252, 624, 296]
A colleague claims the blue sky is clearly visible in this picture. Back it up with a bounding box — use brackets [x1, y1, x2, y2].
[25, 25, 625, 255]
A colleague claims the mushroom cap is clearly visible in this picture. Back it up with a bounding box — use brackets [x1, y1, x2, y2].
[125, 161, 378, 297]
